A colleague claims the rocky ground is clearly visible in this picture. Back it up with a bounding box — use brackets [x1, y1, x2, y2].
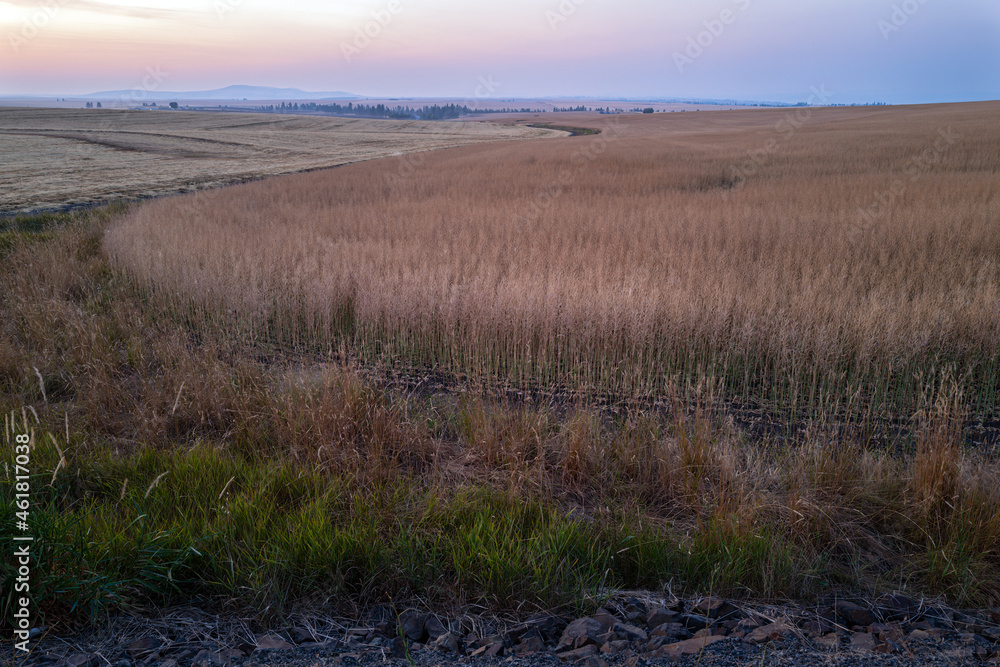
[11, 594, 1000, 666]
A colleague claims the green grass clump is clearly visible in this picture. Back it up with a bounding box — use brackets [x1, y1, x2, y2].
[0, 430, 777, 624]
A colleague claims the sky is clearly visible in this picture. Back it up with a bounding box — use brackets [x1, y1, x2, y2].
[1, 0, 998, 104]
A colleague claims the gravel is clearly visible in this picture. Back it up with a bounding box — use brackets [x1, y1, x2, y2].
[14, 594, 1000, 667]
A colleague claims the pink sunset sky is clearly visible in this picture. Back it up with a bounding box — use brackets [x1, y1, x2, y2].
[2, 0, 998, 104]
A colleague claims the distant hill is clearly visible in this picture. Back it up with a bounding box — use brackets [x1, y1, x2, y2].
[80, 85, 360, 101]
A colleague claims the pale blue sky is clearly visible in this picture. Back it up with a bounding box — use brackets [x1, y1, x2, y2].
[2, 0, 998, 103]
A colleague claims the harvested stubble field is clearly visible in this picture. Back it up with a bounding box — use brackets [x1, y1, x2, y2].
[0, 107, 559, 214]
[2, 102, 1000, 632]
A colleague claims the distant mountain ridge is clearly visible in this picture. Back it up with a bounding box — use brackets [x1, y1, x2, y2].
[80, 85, 360, 101]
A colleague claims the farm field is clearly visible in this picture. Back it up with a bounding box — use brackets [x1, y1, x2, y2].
[0, 108, 560, 214]
[107, 101, 1000, 432]
[3, 101, 1000, 634]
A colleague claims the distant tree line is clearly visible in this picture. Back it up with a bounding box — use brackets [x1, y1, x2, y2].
[252, 101, 544, 120]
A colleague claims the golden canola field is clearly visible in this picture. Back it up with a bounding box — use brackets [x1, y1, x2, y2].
[105, 102, 1000, 423]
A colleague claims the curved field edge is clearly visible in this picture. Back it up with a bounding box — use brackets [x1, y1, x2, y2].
[1, 208, 999, 629]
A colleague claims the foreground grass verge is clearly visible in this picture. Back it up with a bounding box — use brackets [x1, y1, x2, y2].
[2, 208, 999, 631]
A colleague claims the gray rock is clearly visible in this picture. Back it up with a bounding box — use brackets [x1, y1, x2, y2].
[923, 606, 953, 628]
[952, 611, 979, 629]
[557, 644, 599, 661]
[693, 598, 739, 620]
[424, 615, 447, 641]
[600, 639, 631, 653]
[468, 634, 502, 650]
[678, 614, 711, 632]
[744, 622, 791, 644]
[624, 597, 648, 624]
[871, 623, 903, 643]
[650, 622, 690, 641]
[397, 611, 428, 643]
[388, 636, 407, 659]
[650, 635, 728, 659]
[520, 614, 568, 642]
[431, 631, 464, 654]
[645, 607, 676, 630]
[835, 601, 874, 627]
[612, 622, 647, 643]
[592, 610, 618, 632]
[514, 634, 545, 655]
[877, 594, 920, 621]
[850, 632, 876, 651]
[798, 619, 833, 636]
[558, 617, 605, 650]
[254, 634, 294, 651]
[595, 630, 616, 646]
[875, 639, 901, 654]
[288, 628, 317, 644]
[470, 641, 504, 657]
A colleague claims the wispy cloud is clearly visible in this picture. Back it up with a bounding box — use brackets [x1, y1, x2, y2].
[1, 0, 198, 21]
